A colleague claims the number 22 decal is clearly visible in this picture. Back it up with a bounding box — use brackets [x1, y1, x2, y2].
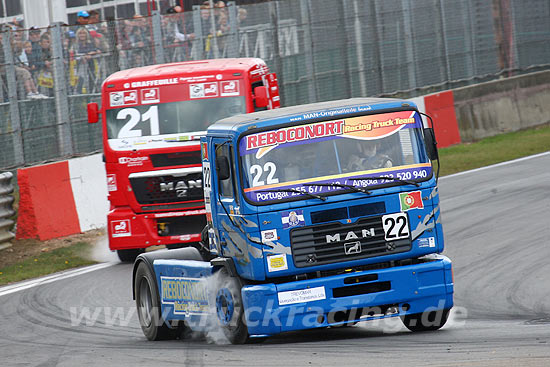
[382, 213, 410, 240]
[250, 162, 279, 187]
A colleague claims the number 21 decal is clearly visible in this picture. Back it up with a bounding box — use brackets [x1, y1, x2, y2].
[382, 213, 410, 240]
[117, 106, 159, 138]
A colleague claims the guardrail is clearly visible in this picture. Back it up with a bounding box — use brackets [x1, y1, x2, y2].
[0, 172, 15, 249]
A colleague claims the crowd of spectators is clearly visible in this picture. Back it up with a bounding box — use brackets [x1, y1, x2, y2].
[0, 1, 249, 100]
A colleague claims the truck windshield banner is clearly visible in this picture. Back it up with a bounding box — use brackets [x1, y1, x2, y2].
[239, 110, 432, 203]
[105, 81, 245, 151]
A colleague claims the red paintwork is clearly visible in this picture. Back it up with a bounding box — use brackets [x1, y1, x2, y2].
[99, 58, 279, 251]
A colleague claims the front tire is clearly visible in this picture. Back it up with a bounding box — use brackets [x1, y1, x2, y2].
[117, 248, 143, 263]
[401, 308, 450, 332]
[134, 261, 183, 340]
[214, 269, 249, 344]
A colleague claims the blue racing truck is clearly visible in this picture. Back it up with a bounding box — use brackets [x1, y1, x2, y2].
[132, 98, 454, 343]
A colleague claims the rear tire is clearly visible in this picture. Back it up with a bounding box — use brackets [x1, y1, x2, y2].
[214, 269, 249, 344]
[401, 308, 450, 332]
[134, 262, 183, 340]
[117, 248, 143, 263]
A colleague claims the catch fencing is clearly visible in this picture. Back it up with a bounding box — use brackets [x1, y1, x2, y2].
[1, 0, 549, 170]
[0, 171, 15, 248]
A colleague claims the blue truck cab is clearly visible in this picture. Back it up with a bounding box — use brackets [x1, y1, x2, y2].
[132, 98, 454, 343]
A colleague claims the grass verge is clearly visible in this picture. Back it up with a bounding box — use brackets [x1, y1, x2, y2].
[437, 124, 550, 176]
[0, 242, 96, 286]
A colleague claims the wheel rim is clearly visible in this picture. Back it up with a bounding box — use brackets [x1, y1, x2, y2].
[216, 288, 235, 326]
[138, 277, 153, 327]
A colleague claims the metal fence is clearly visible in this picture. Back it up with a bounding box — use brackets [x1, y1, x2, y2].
[1, 0, 549, 170]
[0, 171, 15, 248]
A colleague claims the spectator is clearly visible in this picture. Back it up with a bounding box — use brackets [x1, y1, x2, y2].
[27, 27, 42, 77]
[76, 10, 90, 27]
[0, 32, 46, 99]
[36, 33, 55, 96]
[166, 6, 195, 44]
[71, 27, 100, 93]
[90, 30, 108, 52]
[86, 10, 101, 32]
[13, 40, 29, 69]
[166, 5, 183, 14]
[238, 8, 249, 27]
[22, 40, 33, 68]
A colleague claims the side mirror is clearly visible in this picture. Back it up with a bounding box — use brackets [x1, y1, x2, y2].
[87, 102, 100, 123]
[254, 86, 269, 109]
[424, 127, 438, 161]
[215, 156, 230, 181]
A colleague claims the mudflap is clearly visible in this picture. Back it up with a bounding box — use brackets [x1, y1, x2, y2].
[153, 259, 214, 333]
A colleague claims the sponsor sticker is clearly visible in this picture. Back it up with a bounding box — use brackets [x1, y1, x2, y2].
[220, 80, 239, 96]
[110, 90, 138, 107]
[141, 87, 160, 104]
[160, 276, 209, 315]
[281, 210, 305, 229]
[261, 229, 277, 243]
[106, 174, 117, 192]
[267, 254, 288, 272]
[127, 78, 178, 88]
[190, 82, 218, 98]
[111, 219, 131, 237]
[400, 191, 424, 211]
[118, 156, 148, 166]
[278, 286, 326, 306]
[418, 237, 436, 248]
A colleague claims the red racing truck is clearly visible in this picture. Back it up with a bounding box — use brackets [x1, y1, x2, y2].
[87, 58, 280, 262]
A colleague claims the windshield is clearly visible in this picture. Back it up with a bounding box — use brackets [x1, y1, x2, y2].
[239, 110, 431, 204]
[106, 97, 246, 150]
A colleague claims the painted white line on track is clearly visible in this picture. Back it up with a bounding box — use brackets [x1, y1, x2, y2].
[0, 262, 117, 297]
[440, 151, 550, 180]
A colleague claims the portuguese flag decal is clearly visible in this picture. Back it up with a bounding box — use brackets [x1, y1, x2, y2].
[400, 191, 424, 211]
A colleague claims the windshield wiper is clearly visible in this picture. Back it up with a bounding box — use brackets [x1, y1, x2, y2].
[302, 183, 371, 195]
[349, 176, 420, 187]
[257, 188, 327, 201]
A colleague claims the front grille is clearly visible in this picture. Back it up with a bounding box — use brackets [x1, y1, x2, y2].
[333, 281, 391, 298]
[157, 215, 206, 237]
[130, 172, 204, 205]
[150, 151, 201, 167]
[141, 201, 203, 212]
[311, 202, 386, 224]
[290, 216, 411, 268]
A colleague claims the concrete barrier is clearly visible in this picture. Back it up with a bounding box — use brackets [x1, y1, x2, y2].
[0, 172, 15, 249]
[16, 154, 108, 241]
[453, 70, 550, 142]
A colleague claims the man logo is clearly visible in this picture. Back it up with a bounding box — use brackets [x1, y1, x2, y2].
[344, 241, 361, 255]
[159, 180, 202, 198]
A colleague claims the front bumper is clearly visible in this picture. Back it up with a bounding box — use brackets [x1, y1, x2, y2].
[242, 255, 453, 336]
[107, 206, 205, 250]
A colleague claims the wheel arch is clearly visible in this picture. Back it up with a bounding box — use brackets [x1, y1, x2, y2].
[132, 247, 205, 300]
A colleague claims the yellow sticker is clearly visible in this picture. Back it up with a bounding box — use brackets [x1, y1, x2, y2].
[267, 254, 288, 272]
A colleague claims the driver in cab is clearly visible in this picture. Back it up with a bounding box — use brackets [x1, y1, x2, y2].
[347, 141, 393, 172]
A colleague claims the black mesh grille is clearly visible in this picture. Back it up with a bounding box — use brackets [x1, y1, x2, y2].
[310, 202, 386, 224]
[130, 172, 204, 205]
[291, 215, 411, 268]
[150, 151, 202, 168]
[157, 215, 206, 237]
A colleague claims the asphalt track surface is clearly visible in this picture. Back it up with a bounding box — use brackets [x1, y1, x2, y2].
[1, 153, 549, 366]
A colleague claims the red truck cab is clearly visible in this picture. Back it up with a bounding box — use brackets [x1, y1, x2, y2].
[88, 58, 280, 261]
